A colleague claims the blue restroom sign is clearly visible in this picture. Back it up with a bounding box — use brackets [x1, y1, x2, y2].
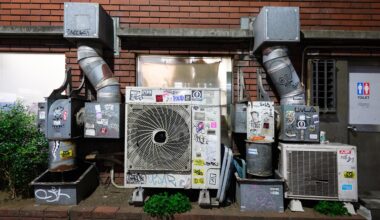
[357, 82, 363, 95]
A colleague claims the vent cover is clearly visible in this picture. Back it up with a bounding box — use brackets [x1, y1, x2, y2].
[126, 105, 191, 171]
[287, 150, 338, 198]
[311, 59, 336, 113]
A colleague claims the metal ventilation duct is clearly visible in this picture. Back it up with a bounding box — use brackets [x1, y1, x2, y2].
[77, 44, 121, 103]
[262, 46, 305, 105]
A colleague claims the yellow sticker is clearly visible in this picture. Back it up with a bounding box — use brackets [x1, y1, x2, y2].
[193, 178, 204, 184]
[343, 171, 355, 179]
[60, 150, 73, 159]
[193, 159, 205, 166]
[193, 169, 204, 176]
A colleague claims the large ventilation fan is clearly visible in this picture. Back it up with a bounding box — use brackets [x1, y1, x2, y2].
[124, 87, 221, 190]
[126, 105, 191, 171]
[278, 143, 358, 202]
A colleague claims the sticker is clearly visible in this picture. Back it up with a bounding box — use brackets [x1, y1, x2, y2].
[339, 150, 352, 154]
[130, 90, 142, 101]
[192, 90, 202, 101]
[85, 129, 95, 136]
[193, 178, 204, 184]
[100, 127, 107, 134]
[194, 112, 205, 121]
[310, 134, 318, 139]
[193, 169, 204, 176]
[209, 173, 217, 185]
[207, 130, 216, 135]
[173, 95, 185, 102]
[63, 111, 68, 121]
[96, 112, 102, 119]
[95, 104, 101, 113]
[343, 171, 355, 178]
[156, 95, 163, 102]
[270, 187, 280, 195]
[104, 104, 114, 111]
[60, 149, 73, 159]
[342, 184, 353, 191]
[193, 159, 205, 166]
[85, 123, 95, 129]
[101, 119, 108, 126]
[142, 89, 152, 96]
[39, 111, 45, 119]
[248, 148, 258, 155]
[195, 122, 205, 133]
[210, 121, 217, 128]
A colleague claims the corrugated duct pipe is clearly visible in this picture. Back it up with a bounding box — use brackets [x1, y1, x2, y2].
[77, 43, 121, 103]
[262, 46, 305, 105]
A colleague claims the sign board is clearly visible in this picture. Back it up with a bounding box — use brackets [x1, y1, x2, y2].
[349, 68, 380, 127]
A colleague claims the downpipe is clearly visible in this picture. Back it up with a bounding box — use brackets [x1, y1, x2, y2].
[77, 43, 121, 103]
[262, 46, 305, 105]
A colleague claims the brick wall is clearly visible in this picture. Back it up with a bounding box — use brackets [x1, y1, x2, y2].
[1, 0, 380, 30]
[0, 0, 377, 183]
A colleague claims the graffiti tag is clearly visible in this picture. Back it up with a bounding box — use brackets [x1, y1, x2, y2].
[35, 187, 70, 203]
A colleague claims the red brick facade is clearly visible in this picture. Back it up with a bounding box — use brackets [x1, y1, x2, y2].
[1, 0, 380, 30]
[0, 1, 379, 184]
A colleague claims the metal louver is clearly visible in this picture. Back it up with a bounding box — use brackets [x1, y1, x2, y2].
[126, 105, 191, 171]
[287, 150, 338, 198]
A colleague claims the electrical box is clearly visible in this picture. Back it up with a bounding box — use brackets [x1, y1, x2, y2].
[247, 101, 275, 142]
[231, 103, 247, 133]
[37, 102, 47, 135]
[279, 105, 320, 142]
[64, 2, 114, 49]
[46, 98, 85, 140]
[253, 7, 300, 53]
[84, 102, 123, 139]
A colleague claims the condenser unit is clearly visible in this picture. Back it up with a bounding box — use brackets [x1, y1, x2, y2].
[124, 87, 221, 190]
[278, 143, 358, 202]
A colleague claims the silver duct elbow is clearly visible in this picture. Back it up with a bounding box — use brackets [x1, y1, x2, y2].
[77, 44, 121, 103]
[262, 46, 305, 105]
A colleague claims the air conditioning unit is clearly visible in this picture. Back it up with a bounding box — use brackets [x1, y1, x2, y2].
[278, 143, 358, 202]
[124, 87, 221, 190]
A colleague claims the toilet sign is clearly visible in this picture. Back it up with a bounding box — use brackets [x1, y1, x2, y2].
[349, 71, 380, 126]
[364, 82, 370, 95]
[357, 82, 370, 97]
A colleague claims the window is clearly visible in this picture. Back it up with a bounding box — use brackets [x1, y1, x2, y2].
[0, 53, 65, 111]
[137, 55, 232, 115]
[311, 59, 336, 113]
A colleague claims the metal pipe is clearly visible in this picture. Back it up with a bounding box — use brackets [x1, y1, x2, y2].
[262, 46, 305, 105]
[77, 43, 121, 103]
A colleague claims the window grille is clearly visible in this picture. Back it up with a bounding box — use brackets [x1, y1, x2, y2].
[311, 59, 336, 113]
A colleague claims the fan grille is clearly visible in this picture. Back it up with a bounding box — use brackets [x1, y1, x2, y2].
[287, 150, 338, 198]
[126, 104, 191, 171]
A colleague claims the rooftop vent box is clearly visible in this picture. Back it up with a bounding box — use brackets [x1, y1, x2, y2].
[253, 7, 300, 53]
[64, 2, 114, 49]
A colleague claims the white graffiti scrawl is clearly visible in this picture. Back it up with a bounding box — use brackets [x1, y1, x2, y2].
[35, 187, 71, 203]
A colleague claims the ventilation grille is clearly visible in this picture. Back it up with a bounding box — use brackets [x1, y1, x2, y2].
[126, 104, 191, 172]
[311, 59, 336, 113]
[287, 150, 338, 198]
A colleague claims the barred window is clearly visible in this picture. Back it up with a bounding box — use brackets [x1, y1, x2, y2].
[311, 59, 336, 113]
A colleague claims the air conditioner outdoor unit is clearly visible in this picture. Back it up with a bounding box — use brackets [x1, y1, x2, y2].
[278, 143, 358, 202]
[124, 87, 221, 190]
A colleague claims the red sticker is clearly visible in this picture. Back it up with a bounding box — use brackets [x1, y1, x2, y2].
[63, 111, 67, 121]
[339, 150, 351, 154]
[156, 95, 163, 102]
[100, 127, 107, 134]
